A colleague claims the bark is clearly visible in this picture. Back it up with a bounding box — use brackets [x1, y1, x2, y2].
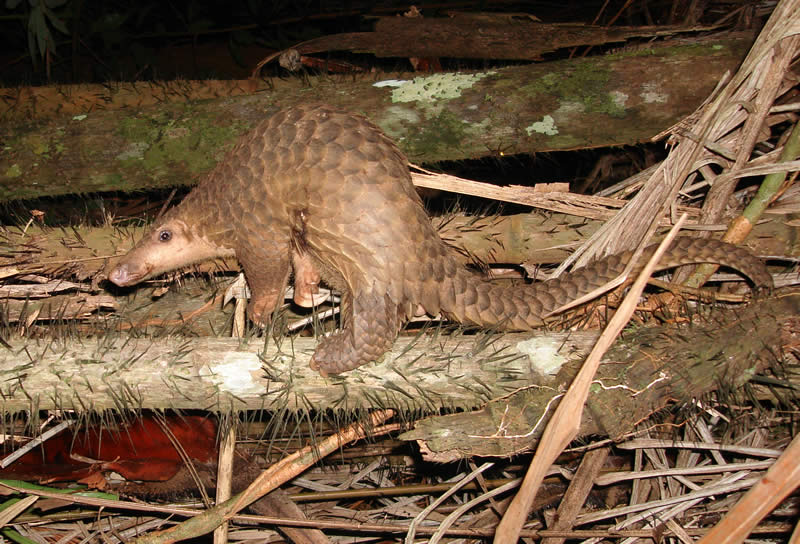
[0, 293, 793, 461]
[0, 37, 751, 201]
[402, 292, 799, 461]
[295, 16, 718, 61]
[0, 330, 559, 413]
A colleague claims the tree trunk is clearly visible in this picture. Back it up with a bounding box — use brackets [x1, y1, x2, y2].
[0, 37, 751, 201]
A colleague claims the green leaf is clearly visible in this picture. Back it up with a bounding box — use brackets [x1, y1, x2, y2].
[28, 5, 52, 60]
[2, 527, 39, 544]
[44, 7, 69, 35]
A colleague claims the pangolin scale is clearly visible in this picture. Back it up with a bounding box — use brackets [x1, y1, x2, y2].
[108, 105, 772, 375]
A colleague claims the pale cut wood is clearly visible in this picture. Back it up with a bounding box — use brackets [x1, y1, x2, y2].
[213, 424, 236, 544]
[412, 169, 701, 224]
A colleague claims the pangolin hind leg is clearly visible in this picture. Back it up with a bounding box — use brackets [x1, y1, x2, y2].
[309, 289, 401, 376]
[291, 251, 322, 308]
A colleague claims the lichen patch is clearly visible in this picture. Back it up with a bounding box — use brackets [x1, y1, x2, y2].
[392, 72, 495, 103]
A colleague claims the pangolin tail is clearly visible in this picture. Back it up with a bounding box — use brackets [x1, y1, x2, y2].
[439, 237, 772, 330]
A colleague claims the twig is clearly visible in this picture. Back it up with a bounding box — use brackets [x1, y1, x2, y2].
[213, 422, 237, 544]
[541, 446, 610, 544]
[697, 431, 800, 544]
[594, 460, 774, 485]
[405, 461, 494, 543]
[617, 439, 783, 458]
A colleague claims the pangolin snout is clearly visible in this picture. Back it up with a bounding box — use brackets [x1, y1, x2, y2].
[108, 263, 138, 287]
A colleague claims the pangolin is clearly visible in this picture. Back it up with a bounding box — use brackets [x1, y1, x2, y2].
[108, 105, 772, 375]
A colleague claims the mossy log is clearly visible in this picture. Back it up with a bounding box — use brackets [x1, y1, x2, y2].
[0, 37, 752, 200]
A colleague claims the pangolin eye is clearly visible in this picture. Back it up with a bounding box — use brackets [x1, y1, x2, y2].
[158, 230, 172, 242]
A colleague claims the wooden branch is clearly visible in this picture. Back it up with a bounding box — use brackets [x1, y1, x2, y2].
[293, 16, 720, 61]
[377, 18, 716, 59]
[0, 293, 794, 458]
[0, 80, 260, 122]
[1, 207, 792, 294]
[0, 211, 600, 286]
[401, 292, 798, 461]
[0, 330, 566, 413]
[1, 37, 750, 200]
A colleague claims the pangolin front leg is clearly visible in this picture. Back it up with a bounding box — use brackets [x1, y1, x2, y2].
[309, 289, 400, 376]
[237, 242, 291, 326]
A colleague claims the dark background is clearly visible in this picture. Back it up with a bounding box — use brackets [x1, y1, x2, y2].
[0, 0, 764, 86]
